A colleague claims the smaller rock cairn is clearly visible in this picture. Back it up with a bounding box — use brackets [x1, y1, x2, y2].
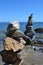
[24, 14, 35, 39]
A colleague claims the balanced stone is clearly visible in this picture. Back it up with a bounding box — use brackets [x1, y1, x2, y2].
[26, 13, 33, 29]
[24, 14, 35, 39]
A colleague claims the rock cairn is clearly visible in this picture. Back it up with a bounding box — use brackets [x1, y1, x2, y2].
[24, 14, 35, 39]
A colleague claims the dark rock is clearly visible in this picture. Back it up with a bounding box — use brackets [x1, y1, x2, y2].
[11, 30, 25, 38]
[6, 22, 25, 38]
[26, 13, 33, 28]
[35, 28, 43, 33]
[24, 14, 34, 39]
[24, 29, 34, 39]
[6, 29, 25, 38]
[24, 14, 35, 45]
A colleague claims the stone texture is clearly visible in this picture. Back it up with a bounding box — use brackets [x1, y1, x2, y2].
[24, 14, 35, 40]
[35, 28, 43, 33]
[0, 45, 43, 65]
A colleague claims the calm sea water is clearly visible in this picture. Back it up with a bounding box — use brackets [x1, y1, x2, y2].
[0, 22, 43, 32]
[0, 22, 43, 51]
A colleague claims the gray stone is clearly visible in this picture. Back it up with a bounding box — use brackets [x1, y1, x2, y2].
[26, 14, 33, 29]
[24, 14, 35, 40]
[35, 28, 43, 33]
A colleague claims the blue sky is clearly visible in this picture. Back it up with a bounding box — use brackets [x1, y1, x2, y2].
[0, 0, 43, 22]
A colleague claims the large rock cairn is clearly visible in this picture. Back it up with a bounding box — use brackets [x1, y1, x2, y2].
[24, 14, 35, 40]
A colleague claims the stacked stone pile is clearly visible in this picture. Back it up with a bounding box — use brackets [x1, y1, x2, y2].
[24, 14, 34, 39]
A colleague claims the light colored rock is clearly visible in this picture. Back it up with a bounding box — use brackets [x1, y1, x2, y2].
[18, 45, 43, 65]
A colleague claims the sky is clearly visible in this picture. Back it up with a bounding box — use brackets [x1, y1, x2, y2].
[0, 0, 43, 22]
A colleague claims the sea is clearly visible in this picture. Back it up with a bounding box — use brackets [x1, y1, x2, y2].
[0, 22, 43, 51]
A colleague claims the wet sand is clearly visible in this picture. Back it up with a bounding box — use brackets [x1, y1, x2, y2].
[0, 45, 43, 65]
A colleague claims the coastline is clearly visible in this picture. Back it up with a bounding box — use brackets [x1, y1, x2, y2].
[0, 22, 43, 65]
